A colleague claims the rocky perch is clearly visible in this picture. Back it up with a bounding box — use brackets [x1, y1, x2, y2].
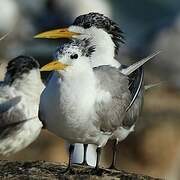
[0, 160, 163, 179]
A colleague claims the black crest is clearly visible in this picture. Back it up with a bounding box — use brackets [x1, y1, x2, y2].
[73, 12, 125, 55]
[5, 56, 39, 85]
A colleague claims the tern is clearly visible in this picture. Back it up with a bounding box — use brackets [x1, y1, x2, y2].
[0, 56, 44, 156]
[40, 38, 159, 172]
[35, 12, 157, 168]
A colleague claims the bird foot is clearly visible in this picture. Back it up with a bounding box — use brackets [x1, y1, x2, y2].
[59, 166, 73, 174]
[81, 161, 89, 166]
[90, 167, 103, 176]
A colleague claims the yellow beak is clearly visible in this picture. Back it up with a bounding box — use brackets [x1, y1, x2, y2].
[40, 60, 69, 71]
[34, 28, 80, 39]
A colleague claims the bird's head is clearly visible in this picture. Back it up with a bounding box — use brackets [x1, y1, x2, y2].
[34, 12, 124, 56]
[40, 38, 96, 72]
[4, 56, 42, 87]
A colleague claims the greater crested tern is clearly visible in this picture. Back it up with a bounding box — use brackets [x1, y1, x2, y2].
[40, 38, 158, 172]
[35, 12, 154, 168]
[0, 56, 44, 156]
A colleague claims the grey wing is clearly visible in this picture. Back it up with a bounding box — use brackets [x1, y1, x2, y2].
[122, 66, 144, 128]
[0, 121, 24, 140]
[0, 88, 24, 127]
[0, 96, 21, 114]
[94, 66, 131, 132]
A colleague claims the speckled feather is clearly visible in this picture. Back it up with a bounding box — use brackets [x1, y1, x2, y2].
[55, 38, 95, 58]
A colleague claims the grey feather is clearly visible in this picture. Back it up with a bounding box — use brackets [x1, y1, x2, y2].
[0, 96, 21, 114]
[121, 51, 161, 76]
[118, 52, 161, 129]
[93, 65, 131, 132]
[0, 121, 25, 140]
[126, 67, 144, 112]
[144, 81, 165, 91]
[123, 87, 144, 128]
[0, 87, 26, 127]
[122, 67, 144, 128]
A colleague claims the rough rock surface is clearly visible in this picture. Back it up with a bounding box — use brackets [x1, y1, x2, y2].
[0, 160, 163, 179]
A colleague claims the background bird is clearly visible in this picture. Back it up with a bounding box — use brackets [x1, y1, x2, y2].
[40, 38, 158, 171]
[0, 56, 44, 156]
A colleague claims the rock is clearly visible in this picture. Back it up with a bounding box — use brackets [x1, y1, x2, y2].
[0, 160, 162, 179]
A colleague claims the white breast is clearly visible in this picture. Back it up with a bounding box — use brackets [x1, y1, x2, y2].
[41, 70, 96, 138]
[40, 64, 112, 146]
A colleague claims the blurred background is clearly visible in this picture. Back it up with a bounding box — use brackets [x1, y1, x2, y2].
[0, 0, 180, 179]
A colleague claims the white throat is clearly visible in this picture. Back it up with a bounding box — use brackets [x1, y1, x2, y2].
[59, 58, 94, 81]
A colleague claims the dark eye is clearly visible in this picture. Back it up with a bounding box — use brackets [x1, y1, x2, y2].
[84, 22, 91, 29]
[70, 54, 78, 59]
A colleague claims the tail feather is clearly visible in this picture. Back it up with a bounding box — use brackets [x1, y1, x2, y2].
[0, 32, 10, 41]
[144, 81, 165, 91]
[121, 51, 161, 76]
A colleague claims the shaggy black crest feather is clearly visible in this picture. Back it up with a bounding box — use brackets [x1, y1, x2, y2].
[73, 12, 125, 55]
[56, 38, 96, 58]
[73, 38, 96, 57]
[5, 56, 39, 85]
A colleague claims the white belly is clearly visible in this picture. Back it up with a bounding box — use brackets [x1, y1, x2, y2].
[40, 72, 111, 146]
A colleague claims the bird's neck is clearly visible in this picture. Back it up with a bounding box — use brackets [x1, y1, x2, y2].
[12, 70, 44, 98]
[61, 60, 94, 80]
[90, 29, 119, 67]
[59, 60, 96, 92]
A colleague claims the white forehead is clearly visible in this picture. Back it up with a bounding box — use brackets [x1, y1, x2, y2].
[68, 25, 105, 37]
[68, 25, 111, 45]
[68, 25, 85, 34]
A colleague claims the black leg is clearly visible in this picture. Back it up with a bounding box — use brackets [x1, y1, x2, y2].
[62, 144, 75, 173]
[108, 139, 118, 170]
[91, 147, 102, 175]
[82, 144, 88, 166]
[95, 147, 101, 171]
